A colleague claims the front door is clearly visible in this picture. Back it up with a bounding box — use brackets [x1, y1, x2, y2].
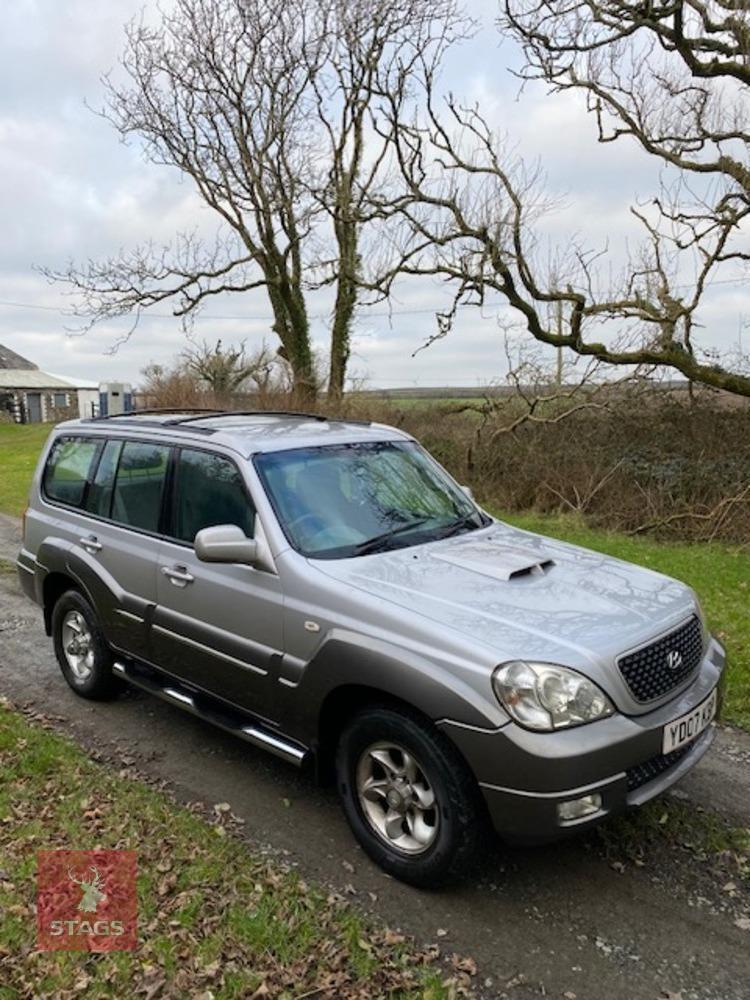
[26, 393, 41, 422]
[150, 446, 284, 720]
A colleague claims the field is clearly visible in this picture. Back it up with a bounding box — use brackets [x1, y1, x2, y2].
[0, 422, 747, 729]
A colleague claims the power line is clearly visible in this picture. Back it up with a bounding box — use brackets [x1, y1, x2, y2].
[0, 275, 746, 321]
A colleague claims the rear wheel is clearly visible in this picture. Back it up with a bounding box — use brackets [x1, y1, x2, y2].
[336, 705, 482, 887]
[52, 590, 120, 700]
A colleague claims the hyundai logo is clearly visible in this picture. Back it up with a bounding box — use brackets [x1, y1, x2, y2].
[666, 649, 683, 672]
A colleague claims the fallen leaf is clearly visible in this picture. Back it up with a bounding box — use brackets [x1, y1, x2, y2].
[451, 954, 477, 976]
[384, 929, 405, 946]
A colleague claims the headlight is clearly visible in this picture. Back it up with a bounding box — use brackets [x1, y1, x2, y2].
[492, 661, 614, 732]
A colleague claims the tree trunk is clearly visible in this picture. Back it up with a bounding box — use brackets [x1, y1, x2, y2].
[328, 224, 358, 402]
[269, 279, 318, 405]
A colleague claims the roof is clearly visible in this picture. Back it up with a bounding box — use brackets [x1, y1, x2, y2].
[59, 411, 410, 457]
[48, 372, 100, 390]
[0, 344, 37, 370]
[0, 369, 84, 390]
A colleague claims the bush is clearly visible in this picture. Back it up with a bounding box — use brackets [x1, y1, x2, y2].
[137, 374, 750, 544]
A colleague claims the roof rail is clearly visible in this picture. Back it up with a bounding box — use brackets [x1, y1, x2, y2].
[84, 407, 224, 422]
[167, 409, 330, 425]
[83, 407, 372, 429]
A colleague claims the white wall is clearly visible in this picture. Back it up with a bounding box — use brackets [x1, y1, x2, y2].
[76, 389, 100, 419]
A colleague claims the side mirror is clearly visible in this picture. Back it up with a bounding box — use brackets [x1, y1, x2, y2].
[460, 485, 475, 501]
[194, 524, 258, 565]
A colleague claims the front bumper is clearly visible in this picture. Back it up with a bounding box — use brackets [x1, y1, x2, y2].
[440, 637, 726, 844]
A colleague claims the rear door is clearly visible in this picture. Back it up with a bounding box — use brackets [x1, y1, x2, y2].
[150, 446, 284, 720]
[41, 435, 169, 660]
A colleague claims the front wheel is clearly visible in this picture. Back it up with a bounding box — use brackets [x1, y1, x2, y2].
[335, 706, 482, 887]
[52, 590, 120, 700]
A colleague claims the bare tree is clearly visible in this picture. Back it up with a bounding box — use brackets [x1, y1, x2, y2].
[181, 338, 281, 399]
[377, 0, 750, 396]
[41, 0, 467, 402]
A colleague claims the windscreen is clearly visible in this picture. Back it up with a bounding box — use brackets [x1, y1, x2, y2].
[255, 440, 485, 559]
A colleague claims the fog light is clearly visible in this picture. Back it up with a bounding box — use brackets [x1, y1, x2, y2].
[557, 793, 602, 823]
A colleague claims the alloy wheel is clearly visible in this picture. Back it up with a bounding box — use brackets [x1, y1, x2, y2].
[355, 741, 439, 855]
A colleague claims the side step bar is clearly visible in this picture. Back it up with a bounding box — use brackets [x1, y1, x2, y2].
[112, 660, 309, 768]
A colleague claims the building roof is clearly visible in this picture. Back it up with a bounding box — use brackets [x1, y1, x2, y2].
[48, 372, 100, 390]
[0, 344, 37, 370]
[0, 369, 84, 390]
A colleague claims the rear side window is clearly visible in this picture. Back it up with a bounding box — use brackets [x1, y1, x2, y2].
[43, 437, 99, 508]
[111, 441, 170, 533]
[85, 440, 123, 518]
[173, 448, 255, 543]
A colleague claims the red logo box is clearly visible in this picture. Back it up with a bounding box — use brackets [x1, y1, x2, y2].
[37, 849, 137, 951]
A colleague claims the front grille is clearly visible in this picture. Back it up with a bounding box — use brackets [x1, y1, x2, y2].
[626, 744, 693, 792]
[618, 615, 703, 703]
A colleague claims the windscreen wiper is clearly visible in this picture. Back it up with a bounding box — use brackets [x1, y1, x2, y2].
[352, 517, 431, 556]
[433, 511, 487, 540]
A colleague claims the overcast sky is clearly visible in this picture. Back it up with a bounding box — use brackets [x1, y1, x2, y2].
[1, 0, 747, 389]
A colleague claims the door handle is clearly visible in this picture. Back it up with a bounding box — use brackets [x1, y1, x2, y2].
[79, 535, 102, 553]
[161, 565, 195, 587]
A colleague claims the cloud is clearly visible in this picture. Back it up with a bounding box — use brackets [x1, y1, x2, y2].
[0, 0, 744, 389]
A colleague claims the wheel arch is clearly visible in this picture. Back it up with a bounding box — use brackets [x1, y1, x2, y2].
[314, 683, 484, 789]
[317, 684, 419, 778]
[42, 571, 87, 635]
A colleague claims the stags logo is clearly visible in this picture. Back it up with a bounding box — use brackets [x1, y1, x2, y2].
[37, 850, 137, 951]
[68, 864, 106, 912]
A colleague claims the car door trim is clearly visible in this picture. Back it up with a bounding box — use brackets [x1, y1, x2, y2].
[151, 623, 269, 676]
[114, 608, 144, 624]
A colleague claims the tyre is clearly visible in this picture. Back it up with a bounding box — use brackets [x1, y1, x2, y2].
[51, 589, 120, 701]
[335, 705, 482, 887]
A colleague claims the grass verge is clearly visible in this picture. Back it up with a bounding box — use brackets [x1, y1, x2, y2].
[596, 797, 750, 874]
[0, 701, 466, 1000]
[497, 509, 750, 731]
[0, 424, 51, 518]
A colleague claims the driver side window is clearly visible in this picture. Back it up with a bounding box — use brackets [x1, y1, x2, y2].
[173, 448, 255, 544]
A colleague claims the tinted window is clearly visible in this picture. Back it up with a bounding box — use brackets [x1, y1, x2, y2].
[85, 440, 122, 518]
[111, 441, 170, 533]
[174, 448, 254, 543]
[43, 437, 99, 508]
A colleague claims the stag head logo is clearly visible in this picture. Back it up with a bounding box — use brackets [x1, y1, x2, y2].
[68, 866, 106, 913]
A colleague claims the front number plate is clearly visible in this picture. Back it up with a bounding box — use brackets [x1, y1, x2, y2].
[662, 687, 717, 755]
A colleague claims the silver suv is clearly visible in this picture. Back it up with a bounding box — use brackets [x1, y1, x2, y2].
[16, 410, 725, 885]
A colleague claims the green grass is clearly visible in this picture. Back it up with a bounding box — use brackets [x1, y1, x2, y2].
[0, 702, 458, 999]
[495, 509, 750, 730]
[0, 423, 51, 517]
